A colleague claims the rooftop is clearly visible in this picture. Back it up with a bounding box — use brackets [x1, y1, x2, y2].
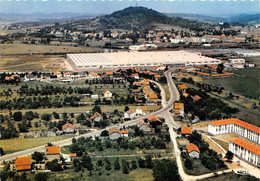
[230, 138, 260, 156]
[186, 143, 200, 153]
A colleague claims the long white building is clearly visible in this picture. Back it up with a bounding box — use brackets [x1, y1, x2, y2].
[208, 118, 260, 144]
[229, 138, 260, 167]
[67, 50, 221, 71]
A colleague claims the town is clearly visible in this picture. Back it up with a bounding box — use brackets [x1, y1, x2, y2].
[0, 4, 260, 181]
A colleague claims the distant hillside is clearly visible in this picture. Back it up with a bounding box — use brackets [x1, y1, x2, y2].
[165, 13, 225, 23]
[95, 6, 205, 31]
[228, 14, 260, 24]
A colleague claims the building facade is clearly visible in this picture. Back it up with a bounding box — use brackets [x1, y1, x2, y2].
[208, 118, 260, 144]
[229, 138, 260, 167]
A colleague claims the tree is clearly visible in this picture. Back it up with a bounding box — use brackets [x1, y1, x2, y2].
[153, 159, 180, 181]
[35, 172, 48, 181]
[131, 160, 137, 169]
[32, 151, 44, 163]
[124, 106, 130, 112]
[13, 111, 23, 121]
[41, 113, 52, 121]
[145, 155, 153, 168]
[0, 147, 4, 155]
[122, 160, 129, 174]
[114, 158, 121, 170]
[225, 151, 234, 163]
[138, 158, 146, 168]
[216, 63, 224, 74]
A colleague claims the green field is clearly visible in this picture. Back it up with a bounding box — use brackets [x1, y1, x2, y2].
[0, 136, 73, 154]
[205, 67, 260, 100]
[28, 168, 154, 181]
[211, 138, 229, 151]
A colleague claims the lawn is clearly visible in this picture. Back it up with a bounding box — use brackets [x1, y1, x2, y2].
[162, 85, 170, 101]
[35, 168, 154, 181]
[211, 138, 229, 152]
[0, 136, 73, 154]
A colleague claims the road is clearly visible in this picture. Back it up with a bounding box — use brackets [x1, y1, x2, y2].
[0, 70, 178, 163]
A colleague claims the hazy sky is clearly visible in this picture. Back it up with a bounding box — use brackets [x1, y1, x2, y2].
[0, 0, 259, 17]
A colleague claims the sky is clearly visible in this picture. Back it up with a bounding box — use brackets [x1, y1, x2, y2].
[0, 0, 259, 17]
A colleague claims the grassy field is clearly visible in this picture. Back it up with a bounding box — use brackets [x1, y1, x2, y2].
[0, 136, 73, 154]
[0, 41, 102, 55]
[205, 67, 260, 100]
[211, 138, 229, 151]
[162, 85, 170, 101]
[30, 168, 154, 181]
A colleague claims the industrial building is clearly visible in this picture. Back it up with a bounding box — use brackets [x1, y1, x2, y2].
[67, 51, 221, 71]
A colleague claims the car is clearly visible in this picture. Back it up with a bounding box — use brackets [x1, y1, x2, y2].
[235, 169, 249, 175]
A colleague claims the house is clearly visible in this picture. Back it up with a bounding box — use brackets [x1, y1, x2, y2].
[131, 74, 139, 79]
[90, 112, 101, 122]
[89, 72, 101, 79]
[233, 63, 244, 69]
[174, 103, 184, 117]
[109, 127, 121, 140]
[137, 120, 151, 132]
[192, 95, 201, 102]
[70, 153, 78, 162]
[103, 90, 113, 98]
[54, 72, 62, 78]
[124, 110, 136, 120]
[136, 107, 146, 116]
[46, 146, 60, 160]
[154, 74, 161, 80]
[181, 127, 192, 135]
[147, 115, 162, 126]
[15, 156, 32, 171]
[149, 92, 158, 99]
[62, 123, 75, 134]
[229, 138, 260, 167]
[63, 72, 72, 77]
[186, 143, 200, 159]
[178, 84, 187, 92]
[121, 130, 129, 137]
[24, 74, 36, 81]
[105, 72, 113, 77]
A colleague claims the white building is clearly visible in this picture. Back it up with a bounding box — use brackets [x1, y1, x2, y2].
[228, 59, 245, 64]
[135, 107, 146, 116]
[229, 138, 260, 167]
[208, 118, 260, 144]
[124, 110, 136, 120]
[103, 90, 112, 98]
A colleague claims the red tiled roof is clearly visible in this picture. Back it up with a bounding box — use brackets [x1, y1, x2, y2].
[62, 123, 75, 130]
[46, 146, 60, 155]
[178, 84, 187, 90]
[103, 89, 110, 94]
[209, 118, 260, 134]
[230, 138, 260, 156]
[15, 157, 32, 171]
[186, 143, 200, 153]
[70, 153, 77, 157]
[149, 92, 158, 99]
[193, 95, 201, 101]
[127, 110, 136, 114]
[90, 112, 101, 120]
[137, 120, 145, 126]
[147, 115, 161, 123]
[109, 127, 121, 135]
[106, 72, 113, 76]
[174, 102, 184, 109]
[181, 127, 192, 135]
[121, 130, 129, 134]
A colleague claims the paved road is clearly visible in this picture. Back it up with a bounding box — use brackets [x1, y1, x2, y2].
[0, 70, 177, 163]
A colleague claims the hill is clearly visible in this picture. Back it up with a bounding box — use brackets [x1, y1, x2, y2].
[228, 14, 260, 24]
[94, 6, 205, 31]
